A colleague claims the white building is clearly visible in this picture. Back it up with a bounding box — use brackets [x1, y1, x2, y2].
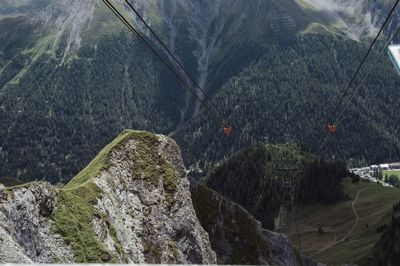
[389, 163, 400, 169]
[370, 165, 378, 170]
[380, 164, 390, 170]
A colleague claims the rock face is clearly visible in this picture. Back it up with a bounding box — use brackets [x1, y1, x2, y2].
[192, 185, 316, 266]
[263, 230, 316, 266]
[88, 132, 216, 263]
[0, 182, 73, 263]
[0, 130, 216, 263]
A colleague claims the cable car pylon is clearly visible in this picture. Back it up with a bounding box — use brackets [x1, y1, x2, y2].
[274, 144, 303, 255]
[275, 163, 297, 233]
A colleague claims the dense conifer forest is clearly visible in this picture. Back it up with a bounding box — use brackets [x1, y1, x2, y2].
[206, 144, 348, 230]
[178, 34, 400, 171]
[0, 32, 184, 183]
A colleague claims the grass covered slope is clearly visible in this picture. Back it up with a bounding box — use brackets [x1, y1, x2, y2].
[291, 178, 400, 265]
[53, 130, 174, 262]
[53, 182, 106, 262]
[64, 130, 143, 190]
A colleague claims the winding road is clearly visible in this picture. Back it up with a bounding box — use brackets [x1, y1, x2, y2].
[312, 188, 366, 257]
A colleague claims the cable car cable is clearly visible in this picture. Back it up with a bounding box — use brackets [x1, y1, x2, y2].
[329, 0, 400, 121]
[335, 23, 400, 125]
[123, 0, 222, 116]
[102, 0, 224, 128]
[318, 20, 400, 154]
[105, 0, 245, 143]
[103, 0, 220, 121]
[123, 0, 243, 141]
[318, 0, 400, 154]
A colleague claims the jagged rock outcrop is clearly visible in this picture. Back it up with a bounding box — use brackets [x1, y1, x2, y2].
[0, 130, 216, 263]
[192, 185, 316, 266]
[263, 230, 316, 266]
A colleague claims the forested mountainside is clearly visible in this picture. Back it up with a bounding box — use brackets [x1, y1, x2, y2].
[0, 0, 51, 18]
[206, 144, 348, 230]
[0, 31, 183, 183]
[1, 0, 400, 183]
[0, 1, 185, 183]
[178, 33, 400, 171]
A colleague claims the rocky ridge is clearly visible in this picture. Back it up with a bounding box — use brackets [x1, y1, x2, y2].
[0, 130, 216, 263]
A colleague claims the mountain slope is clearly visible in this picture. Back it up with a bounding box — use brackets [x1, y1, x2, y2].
[177, 33, 400, 170]
[293, 178, 400, 264]
[192, 185, 316, 266]
[0, 0, 187, 182]
[202, 143, 400, 265]
[206, 144, 295, 230]
[1, 0, 400, 184]
[0, 0, 51, 19]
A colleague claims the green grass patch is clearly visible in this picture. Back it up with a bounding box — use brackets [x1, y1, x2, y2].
[131, 131, 178, 206]
[383, 170, 400, 179]
[292, 178, 400, 265]
[52, 182, 110, 262]
[65, 129, 147, 189]
[4, 181, 37, 192]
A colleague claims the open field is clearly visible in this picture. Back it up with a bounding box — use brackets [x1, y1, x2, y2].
[287, 178, 400, 265]
[383, 170, 400, 179]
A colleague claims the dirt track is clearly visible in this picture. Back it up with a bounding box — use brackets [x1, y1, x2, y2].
[312, 188, 366, 256]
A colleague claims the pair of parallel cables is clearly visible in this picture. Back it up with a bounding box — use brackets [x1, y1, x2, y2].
[102, 0, 235, 136]
[318, 0, 400, 153]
